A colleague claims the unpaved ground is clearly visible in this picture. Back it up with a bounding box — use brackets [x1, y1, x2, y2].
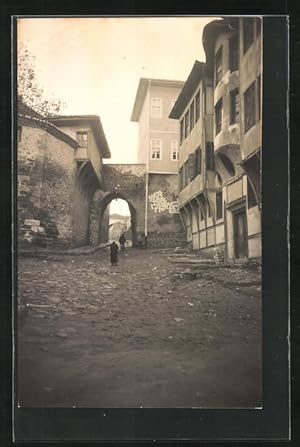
[17, 248, 262, 408]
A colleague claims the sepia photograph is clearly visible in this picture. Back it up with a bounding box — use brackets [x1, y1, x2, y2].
[16, 16, 263, 409]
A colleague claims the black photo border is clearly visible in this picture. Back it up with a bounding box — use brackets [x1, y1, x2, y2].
[0, 0, 291, 444]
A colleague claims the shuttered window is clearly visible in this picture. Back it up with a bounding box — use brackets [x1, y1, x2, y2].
[188, 152, 197, 181]
[244, 82, 256, 132]
[206, 142, 214, 171]
[229, 35, 239, 72]
[215, 46, 223, 84]
[195, 147, 202, 175]
[216, 191, 223, 220]
[195, 90, 200, 122]
[77, 132, 88, 147]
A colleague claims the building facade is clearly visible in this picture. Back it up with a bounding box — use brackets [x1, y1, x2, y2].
[170, 17, 262, 260]
[131, 78, 186, 248]
[17, 103, 111, 248]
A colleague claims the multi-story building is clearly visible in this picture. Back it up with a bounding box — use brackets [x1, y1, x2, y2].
[131, 78, 186, 247]
[170, 17, 262, 260]
[169, 61, 219, 253]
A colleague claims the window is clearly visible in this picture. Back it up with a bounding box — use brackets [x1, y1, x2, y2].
[195, 147, 202, 175]
[195, 90, 200, 122]
[184, 109, 190, 138]
[215, 46, 223, 85]
[183, 161, 189, 187]
[215, 99, 222, 135]
[180, 119, 184, 144]
[216, 191, 223, 220]
[188, 152, 198, 181]
[206, 142, 214, 171]
[151, 97, 162, 118]
[230, 89, 240, 124]
[171, 140, 179, 161]
[229, 35, 239, 72]
[150, 139, 161, 159]
[247, 178, 257, 208]
[190, 101, 195, 130]
[243, 18, 254, 53]
[244, 82, 256, 132]
[76, 132, 88, 147]
[219, 153, 235, 176]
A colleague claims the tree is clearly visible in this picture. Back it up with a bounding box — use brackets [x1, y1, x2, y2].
[17, 43, 66, 117]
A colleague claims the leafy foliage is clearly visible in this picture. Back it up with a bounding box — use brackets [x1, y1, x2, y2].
[17, 43, 66, 117]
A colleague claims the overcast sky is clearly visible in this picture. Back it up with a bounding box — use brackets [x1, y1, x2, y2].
[18, 17, 216, 216]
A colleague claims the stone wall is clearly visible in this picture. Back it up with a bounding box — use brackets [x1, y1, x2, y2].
[89, 190, 109, 245]
[147, 173, 185, 247]
[147, 231, 186, 249]
[18, 125, 77, 248]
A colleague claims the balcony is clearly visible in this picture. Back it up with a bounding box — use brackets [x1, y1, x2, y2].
[178, 174, 204, 208]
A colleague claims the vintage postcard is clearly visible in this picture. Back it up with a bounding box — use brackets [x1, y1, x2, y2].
[13, 14, 289, 441]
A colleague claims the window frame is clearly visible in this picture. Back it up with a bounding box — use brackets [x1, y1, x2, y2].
[229, 34, 239, 72]
[171, 140, 179, 161]
[195, 146, 202, 176]
[215, 46, 223, 85]
[151, 97, 162, 118]
[150, 139, 162, 160]
[76, 131, 88, 148]
[244, 81, 256, 133]
[180, 118, 184, 144]
[215, 99, 223, 135]
[184, 109, 190, 138]
[243, 18, 254, 54]
[206, 142, 215, 171]
[195, 90, 200, 122]
[230, 88, 240, 125]
[216, 190, 223, 220]
[190, 100, 195, 131]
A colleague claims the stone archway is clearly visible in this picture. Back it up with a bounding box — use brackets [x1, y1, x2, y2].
[88, 164, 147, 247]
[98, 191, 138, 246]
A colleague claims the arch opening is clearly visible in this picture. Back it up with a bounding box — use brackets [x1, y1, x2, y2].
[89, 190, 138, 247]
[108, 199, 133, 247]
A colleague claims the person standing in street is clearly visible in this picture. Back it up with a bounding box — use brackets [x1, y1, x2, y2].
[119, 233, 126, 250]
[110, 241, 119, 266]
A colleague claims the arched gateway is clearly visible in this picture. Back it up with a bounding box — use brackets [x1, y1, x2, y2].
[89, 164, 146, 247]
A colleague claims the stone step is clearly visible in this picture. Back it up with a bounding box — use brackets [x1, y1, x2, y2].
[168, 257, 216, 265]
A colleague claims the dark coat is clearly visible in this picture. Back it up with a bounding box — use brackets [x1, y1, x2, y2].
[110, 242, 118, 264]
[119, 234, 126, 245]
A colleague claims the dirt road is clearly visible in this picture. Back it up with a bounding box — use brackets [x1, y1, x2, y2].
[17, 248, 262, 408]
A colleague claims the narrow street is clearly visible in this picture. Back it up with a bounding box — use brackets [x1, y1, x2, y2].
[17, 248, 262, 408]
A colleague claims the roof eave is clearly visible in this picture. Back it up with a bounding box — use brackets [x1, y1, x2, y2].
[49, 115, 111, 159]
[169, 61, 206, 120]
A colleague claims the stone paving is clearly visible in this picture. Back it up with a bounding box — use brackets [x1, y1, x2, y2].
[17, 248, 262, 408]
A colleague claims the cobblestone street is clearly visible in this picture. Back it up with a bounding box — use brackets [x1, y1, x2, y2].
[17, 248, 262, 408]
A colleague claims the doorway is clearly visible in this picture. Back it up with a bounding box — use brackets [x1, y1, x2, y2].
[233, 209, 248, 258]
